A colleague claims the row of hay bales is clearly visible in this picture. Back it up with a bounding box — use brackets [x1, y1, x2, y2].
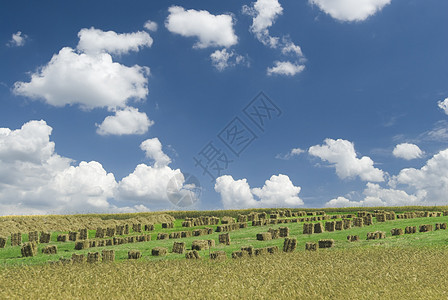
[50, 250, 116, 265]
[182, 216, 220, 227]
[390, 223, 447, 236]
[305, 239, 335, 251]
[94, 223, 157, 239]
[303, 219, 354, 235]
[74, 234, 151, 250]
[0, 231, 52, 248]
[256, 227, 290, 241]
[395, 211, 443, 219]
[216, 222, 247, 232]
[21, 242, 58, 257]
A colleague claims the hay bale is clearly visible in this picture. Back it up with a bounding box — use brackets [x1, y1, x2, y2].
[239, 222, 248, 229]
[0, 237, 6, 248]
[95, 228, 105, 238]
[181, 231, 192, 238]
[208, 239, 215, 247]
[79, 228, 88, 240]
[90, 240, 98, 247]
[435, 223, 447, 230]
[335, 220, 344, 231]
[11, 232, 22, 246]
[343, 219, 352, 230]
[305, 242, 317, 251]
[105, 239, 113, 246]
[206, 227, 214, 235]
[162, 222, 174, 229]
[42, 245, 57, 254]
[71, 253, 85, 264]
[132, 223, 142, 233]
[318, 239, 335, 248]
[102, 249, 115, 262]
[390, 228, 404, 236]
[237, 215, 248, 223]
[172, 242, 186, 254]
[185, 250, 200, 259]
[303, 223, 314, 234]
[59, 257, 73, 265]
[39, 232, 51, 244]
[192, 240, 209, 251]
[69, 231, 78, 241]
[353, 217, 364, 227]
[74, 241, 89, 250]
[283, 237, 298, 252]
[169, 232, 181, 239]
[152, 247, 167, 256]
[325, 221, 335, 232]
[157, 233, 169, 240]
[363, 215, 373, 226]
[28, 231, 39, 243]
[405, 226, 417, 234]
[347, 235, 360, 242]
[268, 228, 280, 239]
[241, 246, 254, 257]
[115, 225, 125, 236]
[106, 227, 115, 237]
[218, 233, 231, 245]
[113, 237, 127, 245]
[57, 234, 68, 242]
[127, 236, 135, 243]
[182, 221, 192, 227]
[267, 246, 279, 254]
[232, 250, 248, 259]
[366, 231, 386, 240]
[21, 242, 37, 257]
[256, 232, 272, 241]
[376, 213, 386, 222]
[128, 250, 142, 259]
[210, 251, 226, 260]
[254, 247, 268, 256]
[87, 252, 100, 263]
[144, 224, 155, 231]
[278, 227, 290, 237]
[313, 222, 324, 234]
[270, 219, 279, 225]
[419, 224, 433, 232]
[221, 216, 235, 224]
[96, 240, 105, 247]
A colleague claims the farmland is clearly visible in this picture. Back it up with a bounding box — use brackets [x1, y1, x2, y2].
[2, 207, 448, 299]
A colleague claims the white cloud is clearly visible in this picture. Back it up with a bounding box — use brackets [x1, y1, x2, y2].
[242, 0, 283, 47]
[165, 6, 237, 49]
[438, 98, 448, 115]
[140, 138, 171, 168]
[393, 143, 423, 160]
[210, 48, 246, 71]
[13, 28, 150, 111]
[309, 0, 391, 22]
[267, 61, 305, 76]
[309, 138, 385, 182]
[96, 107, 153, 136]
[281, 40, 304, 57]
[325, 195, 385, 208]
[144, 20, 158, 32]
[276, 147, 305, 160]
[215, 174, 303, 209]
[77, 27, 153, 55]
[7, 31, 27, 47]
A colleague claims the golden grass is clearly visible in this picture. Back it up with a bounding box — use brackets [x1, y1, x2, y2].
[1, 247, 448, 299]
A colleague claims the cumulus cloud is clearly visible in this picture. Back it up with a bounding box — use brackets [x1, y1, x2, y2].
[13, 28, 151, 111]
[309, 0, 391, 22]
[7, 31, 28, 47]
[210, 48, 246, 71]
[393, 143, 423, 160]
[140, 138, 171, 168]
[96, 107, 153, 136]
[281, 40, 304, 57]
[143, 20, 158, 32]
[215, 174, 303, 209]
[165, 6, 237, 49]
[309, 138, 385, 182]
[276, 147, 305, 160]
[267, 61, 305, 76]
[438, 98, 448, 115]
[243, 0, 283, 48]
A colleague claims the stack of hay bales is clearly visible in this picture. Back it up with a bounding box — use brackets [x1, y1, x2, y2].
[113, 237, 127, 245]
[87, 252, 100, 263]
[192, 228, 208, 236]
[210, 251, 226, 260]
[0, 237, 6, 248]
[303, 223, 314, 234]
[181, 231, 192, 238]
[269, 219, 279, 225]
[267, 246, 279, 254]
[162, 222, 174, 229]
[270, 214, 279, 219]
[343, 219, 352, 230]
[325, 221, 336, 232]
[366, 231, 386, 240]
[157, 233, 169, 240]
[419, 224, 433, 232]
[268, 228, 280, 239]
[347, 235, 360, 242]
[56, 234, 68, 242]
[39, 232, 51, 244]
[69, 231, 78, 241]
[241, 246, 254, 257]
[318, 239, 335, 248]
[335, 220, 344, 231]
[172, 242, 186, 254]
[435, 223, 447, 230]
[106, 227, 115, 237]
[279, 227, 290, 237]
[405, 226, 417, 234]
[305, 242, 317, 251]
[247, 212, 259, 221]
[314, 222, 324, 233]
[390, 228, 404, 236]
[128, 250, 142, 259]
[74, 241, 89, 250]
[115, 225, 125, 235]
[11, 232, 22, 246]
[124, 224, 129, 234]
[21, 242, 37, 257]
[221, 216, 235, 224]
[239, 222, 248, 229]
[185, 250, 200, 259]
[192, 240, 209, 251]
[376, 213, 386, 222]
[353, 218, 364, 227]
[182, 221, 192, 227]
[95, 228, 105, 238]
[283, 238, 297, 252]
[102, 249, 115, 262]
[256, 232, 272, 241]
[132, 223, 142, 232]
[79, 228, 88, 240]
[363, 215, 373, 226]
[144, 224, 155, 231]
[127, 236, 135, 243]
[169, 232, 181, 239]
[28, 231, 39, 243]
[218, 233, 231, 245]
[258, 212, 268, 219]
[105, 239, 113, 246]
[152, 247, 167, 256]
[237, 215, 248, 223]
[42, 245, 57, 254]
[72, 253, 85, 264]
[386, 212, 396, 220]
[96, 240, 105, 247]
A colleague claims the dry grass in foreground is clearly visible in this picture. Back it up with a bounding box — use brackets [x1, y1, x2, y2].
[2, 246, 448, 299]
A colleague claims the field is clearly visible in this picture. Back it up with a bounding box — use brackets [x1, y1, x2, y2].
[1, 207, 448, 299]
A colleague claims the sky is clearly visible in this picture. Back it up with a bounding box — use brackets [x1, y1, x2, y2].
[0, 0, 448, 215]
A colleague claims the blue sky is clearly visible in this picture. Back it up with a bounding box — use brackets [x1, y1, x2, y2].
[1, 0, 448, 215]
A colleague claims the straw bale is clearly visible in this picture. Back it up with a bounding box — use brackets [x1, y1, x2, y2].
[419, 224, 433, 232]
[283, 237, 297, 252]
[144, 224, 155, 231]
[210, 251, 226, 260]
[303, 223, 314, 234]
[151, 247, 167, 256]
[192, 240, 209, 250]
[241, 246, 254, 256]
[11, 232, 22, 246]
[128, 250, 142, 259]
[95, 228, 105, 238]
[267, 246, 279, 254]
[405, 226, 417, 234]
[87, 252, 100, 263]
[172, 242, 186, 254]
[21, 242, 37, 257]
[157, 233, 169, 240]
[318, 239, 335, 248]
[219, 233, 231, 245]
[325, 221, 336, 232]
[162, 222, 174, 229]
[0, 237, 6, 248]
[347, 235, 360, 242]
[74, 241, 89, 250]
[305, 242, 317, 251]
[102, 249, 115, 262]
[71, 253, 85, 264]
[79, 228, 88, 240]
[256, 232, 272, 241]
[185, 250, 200, 259]
[69, 231, 78, 241]
[390, 228, 404, 236]
[28, 231, 39, 243]
[254, 247, 268, 256]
